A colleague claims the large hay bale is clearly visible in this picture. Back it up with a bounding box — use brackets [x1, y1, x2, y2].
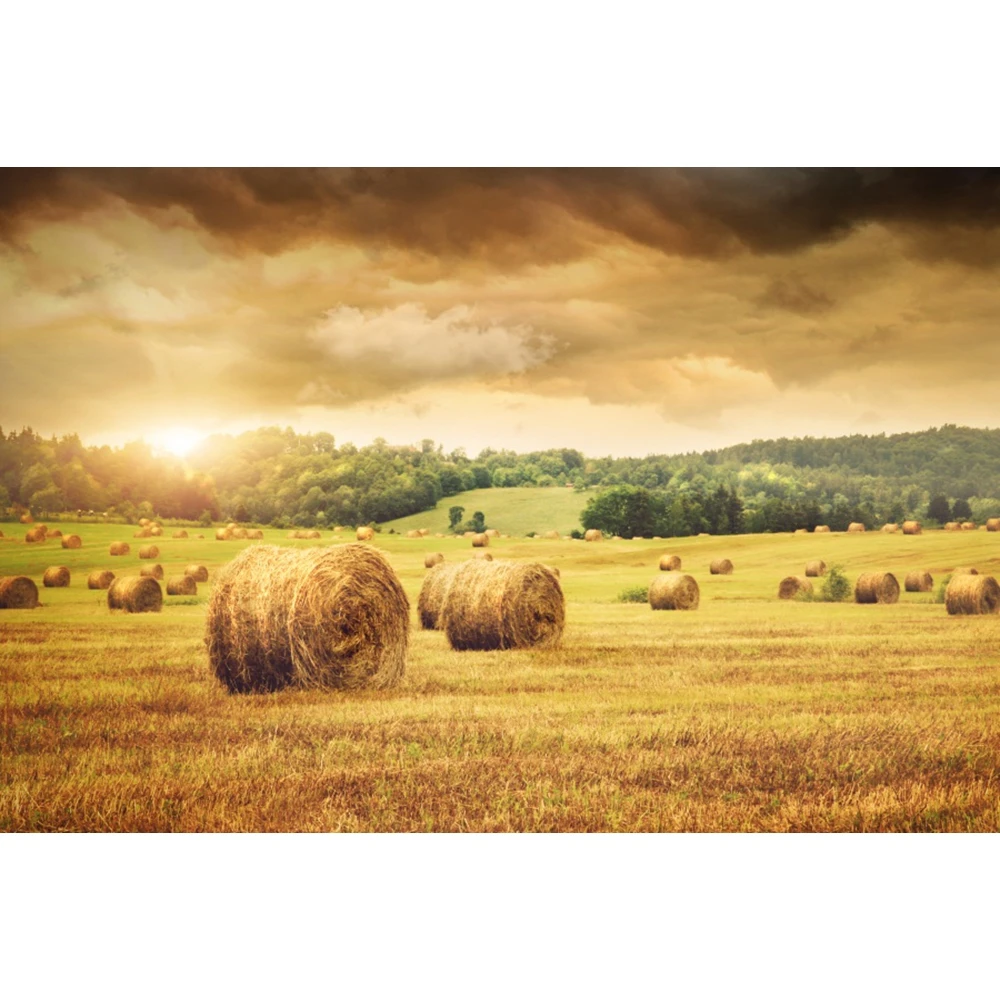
[216, 528, 233, 541]
[648, 572, 700, 610]
[138, 518, 150, 527]
[185, 563, 209, 583]
[471, 533, 490, 548]
[49, 529, 62, 538]
[25, 527, 46, 543]
[247, 529, 264, 539]
[109, 541, 130, 556]
[166, 574, 197, 596]
[139, 563, 164, 580]
[881, 523, 899, 534]
[108, 577, 163, 613]
[472, 550, 494, 561]
[138, 545, 160, 559]
[710, 558, 733, 575]
[227, 523, 238, 531]
[206, 544, 409, 693]
[945, 574, 1000, 616]
[659, 554, 681, 571]
[19, 513, 33, 524]
[778, 576, 812, 599]
[87, 570, 115, 590]
[794, 528, 808, 535]
[439, 560, 564, 651]
[424, 552, 445, 569]
[484, 529, 501, 538]
[61, 534, 82, 549]
[405, 529, 421, 539]
[417, 528, 430, 537]
[904, 571, 933, 592]
[902, 520, 922, 535]
[173, 530, 189, 539]
[944, 522, 961, 531]
[149, 525, 163, 537]
[584, 529, 603, 542]
[543, 531, 560, 540]
[356, 526, 375, 541]
[231, 527, 249, 539]
[987, 519, 1000, 532]
[962, 522, 977, 530]
[306, 530, 321, 539]
[847, 522, 866, 533]
[0, 576, 39, 608]
[814, 525, 830, 533]
[134, 528, 152, 539]
[854, 572, 900, 604]
[43, 566, 70, 588]
[805, 560, 826, 577]
[418, 562, 462, 629]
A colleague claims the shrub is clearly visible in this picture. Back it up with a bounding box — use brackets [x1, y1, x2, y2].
[934, 574, 953, 604]
[819, 565, 851, 602]
[617, 584, 649, 603]
[570, 529, 584, 540]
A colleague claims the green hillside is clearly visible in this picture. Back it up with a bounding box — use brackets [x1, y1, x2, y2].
[378, 486, 589, 536]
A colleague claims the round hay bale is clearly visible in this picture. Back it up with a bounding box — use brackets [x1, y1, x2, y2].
[306, 530, 321, 539]
[471, 533, 490, 548]
[987, 519, 1000, 532]
[107, 577, 163, 613]
[472, 550, 494, 561]
[231, 527, 249, 540]
[206, 543, 409, 693]
[247, 529, 264, 539]
[406, 530, 421, 539]
[138, 518, 150, 527]
[0, 576, 40, 608]
[134, 528, 152, 539]
[904, 571, 933, 592]
[944, 522, 961, 531]
[418, 562, 462, 629]
[778, 576, 812, 599]
[945, 574, 1000, 615]
[440, 561, 564, 651]
[962, 522, 977, 530]
[87, 570, 115, 590]
[149, 526, 163, 537]
[794, 528, 808, 535]
[902, 520, 922, 535]
[356, 526, 375, 541]
[139, 563, 164, 580]
[25, 527, 46, 543]
[173, 530, 189, 539]
[814, 525, 830, 533]
[185, 563, 209, 583]
[49, 529, 62, 538]
[109, 541, 130, 556]
[847, 522, 866, 533]
[43, 566, 70, 588]
[543, 531, 560, 540]
[333, 526, 344, 532]
[139, 545, 160, 559]
[854, 572, 900, 604]
[584, 529, 603, 542]
[612, 535, 622, 541]
[227, 523, 237, 531]
[484, 529, 500, 538]
[216, 528, 233, 541]
[424, 552, 445, 569]
[659, 554, 682, 571]
[61, 534, 82, 549]
[463, 531, 476, 539]
[166, 574, 197, 596]
[710, 559, 733, 575]
[19, 513, 33, 524]
[952, 567, 979, 576]
[805, 560, 827, 577]
[881, 524, 899, 533]
[649, 573, 699, 610]
[697, 533, 710, 538]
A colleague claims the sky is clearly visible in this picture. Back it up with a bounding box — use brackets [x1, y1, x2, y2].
[3, 167, 1000, 457]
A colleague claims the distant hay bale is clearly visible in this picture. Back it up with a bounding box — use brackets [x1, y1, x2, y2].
[987, 519, 1000, 532]
[0, 576, 39, 608]
[19, 513, 33, 524]
[814, 525, 830, 533]
[166, 574, 197, 596]
[247, 529, 264, 539]
[962, 521, 977, 530]
[805, 560, 827, 577]
[25, 527, 47, 543]
[139, 563, 164, 580]
[227, 523, 237, 531]
[904, 571, 933, 592]
[418, 562, 462, 629]
[206, 544, 408, 693]
[945, 574, 1000, 616]
[710, 558, 733, 575]
[231, 527, 249, 540]
[944, 522, 961, 531]
[649, 572, 700, 610]
[793, 528, 808, 535]
[778, 575, 812, 599]
[472, 550, 494, 561]
[107, 577, 163, 614]
[463, 531, 476, 539]
[952, 567, 979, 576]
[49, 529, 62, 538]
[138, 518, 150, 527]
[471, 533, 490, 548]
[43, 566, 70, 588]
[185, 563, 209, 583]
[424, 552, 445, 569]
[543, 531, 560, 540]
[881, 524, 899, 534]
[134, 528, 152, 538]
[306, 530, 321, 539]
[902, 520, 922, 535]
[485, 529, 501, 538]
[197, 534, 204, 539]
[216, 528, 233, 541]
[697, 533, 710, 538]
[109, 541, 130, 556]
[659, 554, 682, 571]
[173, 530, 189, 539]
[612, 535, 622, 541]
[439, 560, 565, 651]
[333, 526, 344, 532]
[356, 526, 375, 541]
[406, 530, 421, 539]
[584, 529, 603, 542]
[149, 525, 163, 536]
[854, 571, 900, 604]
[138, 545, 160, 559]
[847, 522, 866, 533]
[87, 570, 115, 590]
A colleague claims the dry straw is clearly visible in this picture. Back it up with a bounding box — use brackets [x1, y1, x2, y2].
[710, 558, 734, 575]
[139, 545, 160, 559]
[471, 533, 490, 548]
[881, 523, 899, 534]
[649, 572, 700, 610]
[25, 527, 46, 543]
[247, 529, 264, 539]
[149, 526, 163, 536]
[904, 571, 933, 592]
[406, 530, 421, 539]
[61, 534, 82, 549]
[472, 551, 494, 561]
[659, 554, 682, 571]
[231, 527, 249, 539]
[139, 564, 164, 580]
[543, 530, 560, 540]
[356, 526, 375, 541]
[987, 519, 1000, 532]
[134, 528, 152, 539]
[854, 572, 900, 604]
[944, 522, 961, 531]
[185, 564, 209, 583]
[49, 529, 62, 538]
[439, 560, 564, 651]
[206, 543, 409, 693]
[847, 522, 866, 533]
[962, 522, 977, 530]
[584, 529, 603, 541]
[216, 528, 233, 541]
[485, 529, 501, 538]
[173, 530, 189, 539]
[424, 552, 445, 569]
[945, 574, 1000, 615]
[139, 518, 150, 527]
[805, 560, 827, 577]
[88, 570, 115, 590]
[902, 521, 922, 535]
[19, 513, 33, 524]
[108, 577, 163, 613]
[227, 523, 237, 530]
[814, 525, 831, 533]
[166, 575, 197, 596]
[43, 566, 70, 588]
[109, 541, 130, 556]
[778, 576, 812, 599]
[0, 576, 39, 608]
[952, 567, 979, 575]
[794, 528, 808, 535]
[418, 561, 461, 629]
[418, 529, 430, 537]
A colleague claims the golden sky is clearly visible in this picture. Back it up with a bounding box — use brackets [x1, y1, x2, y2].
[3, 168, 1000, 455]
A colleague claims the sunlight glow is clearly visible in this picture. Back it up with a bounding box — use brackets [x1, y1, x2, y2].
[149, 426, 204, 458]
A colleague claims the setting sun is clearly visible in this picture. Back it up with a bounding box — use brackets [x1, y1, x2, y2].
[148, 427, 204, 458]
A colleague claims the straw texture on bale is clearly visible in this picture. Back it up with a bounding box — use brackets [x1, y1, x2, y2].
[139, 564, 164, 580]
[847, 522, 866, 533]
[471, 533, 490, 548]
[406, 530, 421, 539]
[227, 523, 237, 530]
[424, 552, 445, 569]
[659, 554, 682, 571]
[987, 519, 1000, 532]
[854, 572, 900, 604]
[43, 566, 70, 588]
[805, 560, 827, 577]
[584, 529, 603, 541]
[472, 550, 494, 561]
[439, 560, 564, 651]
[902, 521, 922, 535]
[543, 531, 560, 540]
[87, 570, 115, 590]
[139, 518, 150, 527]
[216, 528, 233, 541]
[962, 522, 976, 530]
[61, 534, 82, 549]
[166, 574, 197, 596]
[0, 576, 39, 608]
[185, 564, 209, 583]
[109, 541, 130, 556]
[485, 529, 501, 538]
[904, 571, 933, 592]
[944, 522, 961, 531]
[107, 577, 163, 613]
[138, 545, 160, 559]
[149, 526, 163, 536]
[206, 544, 409, 693]
[418, 561, 461, 629]
[173, 530, 189, 539]
[231, 527, 249, 539]
[952, 567, 979, 575]
[547, 565, 561, 577]
[814, 525, 830, 533]
[710, 558, 733, 575]
[648, 573, 700, 610]
[881, 523, 899, 533]
[134, 528, 152, 539]
[356, 526, 375, 541]
[247, 529, 264, 539]
[306, 530, 321, 539]
[778, 576, 812, 599]
[25, 527, 46, 543]
[945, 574, 1000, 616]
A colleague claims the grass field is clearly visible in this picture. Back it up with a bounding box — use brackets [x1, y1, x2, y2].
[2, 522, 1000, 831]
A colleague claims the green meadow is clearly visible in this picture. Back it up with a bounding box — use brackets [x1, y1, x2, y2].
[2, 520, 1000, 831]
